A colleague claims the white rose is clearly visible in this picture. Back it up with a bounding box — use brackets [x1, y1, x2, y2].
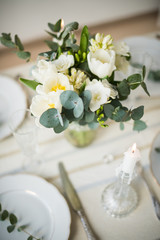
[32, 59, 57, 84]
[36, 72, 73, 95]
[114, 41, 129, 57]
[85, 79, 112, 112]
[53, 54, 74, 73]
[87, 49, 116, 78]
[30, 92, 62, 127]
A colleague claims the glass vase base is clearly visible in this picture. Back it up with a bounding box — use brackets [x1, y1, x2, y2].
[101, 182, 138, 218]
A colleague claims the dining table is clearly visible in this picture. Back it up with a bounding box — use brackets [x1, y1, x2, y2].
[0, 32, 160, 240]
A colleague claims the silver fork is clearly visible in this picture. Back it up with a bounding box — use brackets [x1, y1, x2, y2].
[136, 162, 160, 220]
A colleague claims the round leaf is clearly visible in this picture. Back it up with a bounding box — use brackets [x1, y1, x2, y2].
[9, 213, 17, 225]
[133, 120, 147, 132]
[131, 106, 144, 120]
[60, 90, 79, 109]
[84, 111, 95, 123]
[81, 90, 92, 111]
[73, 98, 84, 118]
[54, 115, 69, 133]
[1, 210, 9, 220]
[40, 108, 60, 128]
[7, 225, 15, 233]
[117, 79, 130, 97]
[104, 104, 114, 118]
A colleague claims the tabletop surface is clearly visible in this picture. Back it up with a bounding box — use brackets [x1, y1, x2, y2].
[0, 36, 160, 240]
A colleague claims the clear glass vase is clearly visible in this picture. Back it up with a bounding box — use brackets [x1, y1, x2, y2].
[64, 122, 97, 147]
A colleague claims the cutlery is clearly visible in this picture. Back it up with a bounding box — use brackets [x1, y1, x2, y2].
[137, 162, 160, 220]
[59, 162, 98, 240]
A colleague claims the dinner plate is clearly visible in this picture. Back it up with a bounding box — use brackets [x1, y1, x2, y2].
[0, 75, 27, 140]
[150, 132, 160, 186]
[0, 174, 71, 240]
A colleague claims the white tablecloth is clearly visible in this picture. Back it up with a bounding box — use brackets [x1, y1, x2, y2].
[0, 60, 160, 240]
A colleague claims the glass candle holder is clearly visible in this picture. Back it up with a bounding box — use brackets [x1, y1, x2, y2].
[101, 171, 138, 218]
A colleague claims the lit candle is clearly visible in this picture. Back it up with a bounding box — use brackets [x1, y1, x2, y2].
[121, 143, 141, 176]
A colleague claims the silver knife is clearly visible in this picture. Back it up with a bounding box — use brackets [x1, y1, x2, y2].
[59, 162, 98, 240]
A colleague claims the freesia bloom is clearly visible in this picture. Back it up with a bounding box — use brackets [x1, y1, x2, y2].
[32, 59, 57, 84]
[69, 68, 90, 93]
[53, 53, 74, 73]
[87, 49, 116, 78]
[30, 92, 62, 127]
[85, 79, 117, 112]
[89, 33, 113, 53]
[114, 41, 129, 57]
[36, 72, 73, 95]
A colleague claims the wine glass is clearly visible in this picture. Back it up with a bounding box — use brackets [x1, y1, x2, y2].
[8, 109, 41, 170]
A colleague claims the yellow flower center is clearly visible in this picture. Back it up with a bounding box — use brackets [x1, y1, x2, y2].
[51, 83, 66, 92]
[48, 103, 55, 108]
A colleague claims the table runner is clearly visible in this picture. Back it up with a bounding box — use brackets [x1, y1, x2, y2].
[0, 48, 160, 240]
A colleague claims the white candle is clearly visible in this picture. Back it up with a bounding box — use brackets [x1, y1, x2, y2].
[121, 143, 141, 176]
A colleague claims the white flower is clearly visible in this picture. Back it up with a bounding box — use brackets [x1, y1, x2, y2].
[114, 41, 129, 57]
[102, 79, 117, 99]
[36, 72, 73, 95]
[89, 33, 113, 53]
[85, 79, 117, 112]
[69, 68, 90, 93]
[53, 54, 74, 73]
[32, 59, 57, 84]
[115, 55, 129, 74]
[30, 92, 62, 127]
[87, 49, 116, 78]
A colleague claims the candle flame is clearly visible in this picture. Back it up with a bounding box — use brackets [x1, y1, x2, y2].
[61, 19, 64, 30]
[132, 143, 137, 153]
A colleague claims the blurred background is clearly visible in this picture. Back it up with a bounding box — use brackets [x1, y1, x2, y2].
[0, 0, 160, 69]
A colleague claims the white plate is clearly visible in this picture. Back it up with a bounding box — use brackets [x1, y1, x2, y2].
[150, 132, 160, 186]
[0, 75, 27, 140]
[0, 174, 71, 240]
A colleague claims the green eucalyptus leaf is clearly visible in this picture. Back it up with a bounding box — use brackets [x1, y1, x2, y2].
[46, 31, 57, 38]
[1, 210, 9, 220]
[81, 90, 92, 111]
[15, 34, 24, 51]
[117, 79, 130, 97]
[133, 120, 147, 132]
[73, 98, 84, 118]
[120, 122, 124, 130]
[60, 90, 79, 109]
[2, 33, 12, 41]
[40, 108, 60, 128]
[111, 99, 122, 108]
[112, 107, 127, 122]
[19, 78, 41, 90]
[54, 115, 69, 133]
[0, 37, 15, 48]
[131, 106, 144, 120]
[9, 213, 17, 225]
[88, 121, 99, 129]
[7, 225, 15, 233]
[142, 65, 146, 80]
[61, 22, 79, 39]
[104, 104, 114, 118]
[44, 40, 58, 50]
[27, 236, 33, 240]
[17, 224, 28, 232]
[84, 111, 95, 123]
[141, 82, 150, 96]
[48, 19, 62, 32]
[127, 74, 142, 90]
[16, 51, 30, 60]
[39, 50, 56, 59]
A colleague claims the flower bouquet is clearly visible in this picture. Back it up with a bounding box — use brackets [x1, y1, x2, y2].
[0, 19, 149, 146]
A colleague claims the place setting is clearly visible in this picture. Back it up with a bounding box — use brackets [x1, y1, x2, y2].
[0, 17, 160, 240]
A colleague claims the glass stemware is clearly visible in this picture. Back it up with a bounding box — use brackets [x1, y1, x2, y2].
[8, 109, 41, 170]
